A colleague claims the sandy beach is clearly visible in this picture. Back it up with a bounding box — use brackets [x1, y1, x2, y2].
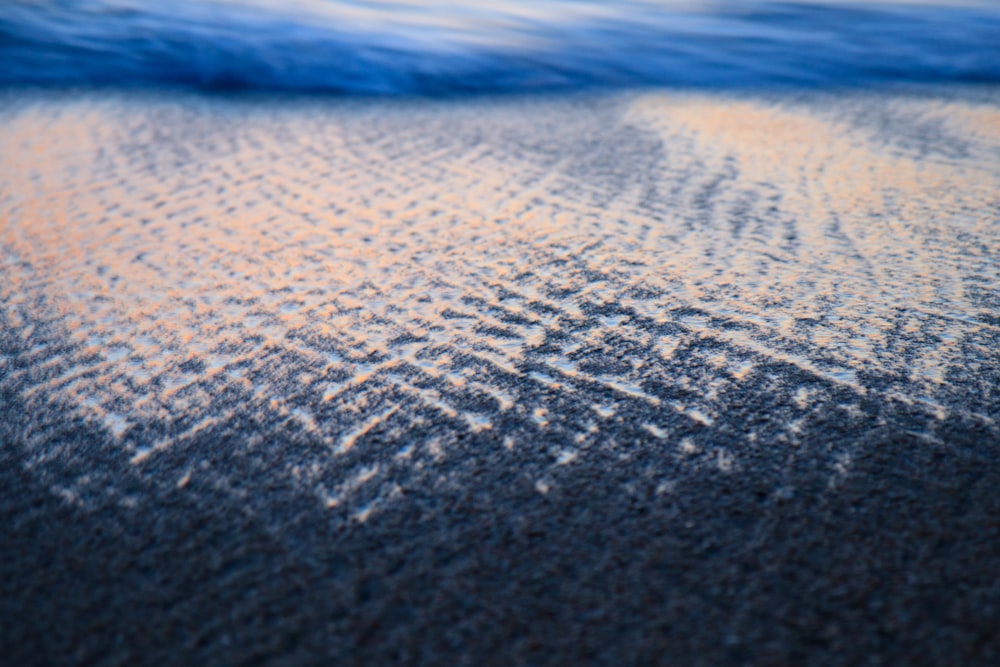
[2, 87, 999, 664]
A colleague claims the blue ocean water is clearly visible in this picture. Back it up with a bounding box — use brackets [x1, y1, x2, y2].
[1, 0, 999, 94]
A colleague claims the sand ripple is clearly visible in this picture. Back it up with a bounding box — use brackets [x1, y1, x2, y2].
[1, 89, 998, 520]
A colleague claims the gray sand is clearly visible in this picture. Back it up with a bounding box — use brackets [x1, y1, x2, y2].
[1, 88, 999, 665]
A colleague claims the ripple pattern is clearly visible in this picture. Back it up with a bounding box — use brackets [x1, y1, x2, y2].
[1, 89, 999, 524]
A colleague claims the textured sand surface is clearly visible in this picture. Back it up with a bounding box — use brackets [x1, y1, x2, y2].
[2, 89, 999, 665]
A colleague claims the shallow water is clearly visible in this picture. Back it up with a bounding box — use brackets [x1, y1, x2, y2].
[2, 1, 1000, 92]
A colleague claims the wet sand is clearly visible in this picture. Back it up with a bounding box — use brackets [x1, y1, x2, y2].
[2, 88, 999, 665]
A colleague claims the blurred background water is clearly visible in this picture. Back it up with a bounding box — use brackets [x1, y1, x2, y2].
[1, 0, 999, 94]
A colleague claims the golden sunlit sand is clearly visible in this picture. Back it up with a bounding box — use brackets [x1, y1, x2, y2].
[3, 91, 997, 482]
[2, 88, 999, 665]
